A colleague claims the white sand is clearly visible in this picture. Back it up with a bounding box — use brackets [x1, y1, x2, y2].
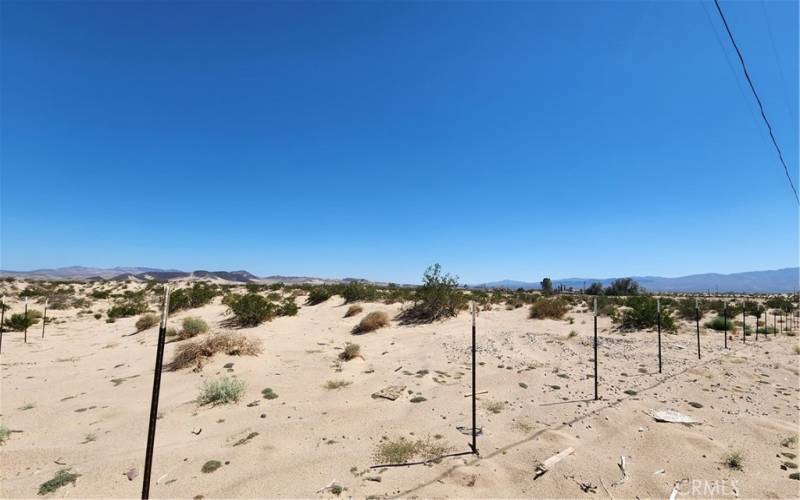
[1, 283, 798, 498]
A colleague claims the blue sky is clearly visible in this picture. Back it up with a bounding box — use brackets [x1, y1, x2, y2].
[1, 1, 798, 284]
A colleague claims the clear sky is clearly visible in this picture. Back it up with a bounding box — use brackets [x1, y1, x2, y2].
[1, 1, 798, 284]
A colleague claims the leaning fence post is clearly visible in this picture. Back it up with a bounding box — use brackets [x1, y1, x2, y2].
[695, 298, 701, 359]
[723, 303, 728, 349]
[657, 297, 662, 374]
[23, 298, 28, 344]
[142, 285, 171, 500]
[593, 297, 598, 400]
[742, 300, 746, 344]
[0, 296, 4, 355]
[469, 300, 478, 456]
[41, 298, 48, 339]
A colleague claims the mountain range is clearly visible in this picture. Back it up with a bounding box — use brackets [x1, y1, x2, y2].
[0, 266, 797, 292]
[475, 267, 799, 293]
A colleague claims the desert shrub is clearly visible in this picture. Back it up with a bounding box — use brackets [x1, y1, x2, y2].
[107, 299, 147, 319]
[540, 277, 554, 295]
[180, 317, 209, 339]
[381, 287, 415, 304]
[201, 460, 222, 473]
[766, 296, 793, 311]
[38, 469, 80, 495]
[89, 290, 111, 299]
[169, 283, 217, 313]
[585, 282, 604, 295]
[723, 450, 744, 471]
[605, 278, 641, 296]
[372, 436, 453, 464]
[397, 264, 466, 324]
[352, 311, 389, 334]
[706, 315, 735, 331]
[168, 332, 263, 370]
[324, 379, 352, 389]
[20, 286, 48, 298]
[0, 424, 10, 445]
[4, 310, 42, 331]
[341, 282, 378, 303]
[229, 293, 275, 326]
[261, 387, 278, 399]
[344, 305, 363, 318]
[529, 298, 570, 319]
[165, 326, 178, 337]
[675, 298, 703, 320]
[277, 297, 299, 317]
[135, 314, 159, 332]
[619, 296, 676, 331]
[339, 343, 361, 361]
[197, 376, 246, 405]
[306, 287, 332, 305]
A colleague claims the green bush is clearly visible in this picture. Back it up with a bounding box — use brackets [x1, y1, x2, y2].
[341, 282, 378, 303]
[181, 317, 209, 338]
[197, 376, 246, 405]
[529, 298, 570, 319]
[605, 278, 641, 296]
[135, 314, 160, 332]
[397, 264, 466, 323]
[229, 293, 275, 326]
[169, 283, 217, 313]
[705, 315, 733, 331]
[619, 296, 676, 331]
[675, 298, 703, 320]
[4, 310, 42, 331]
[306, 287, 332, 305]
[90, 290, 111, 299]
[278, 297, 299, 317]
[107, 299, 147, 319]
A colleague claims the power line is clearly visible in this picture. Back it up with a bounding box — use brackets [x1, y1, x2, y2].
[712, 0, 799, 204]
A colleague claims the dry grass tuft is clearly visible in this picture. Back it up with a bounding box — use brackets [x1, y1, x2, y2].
[352, 311, 389, 334]
[344, 305, 363, 318]
[339, 343, 361, 361]
[324, 379, 352, 390]
[135, 314, 159, 332]
[372, 436, 453, 465]
[169, 332, 262, 370]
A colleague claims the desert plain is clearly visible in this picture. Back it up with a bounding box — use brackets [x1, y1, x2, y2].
[1, 280, 799, 499]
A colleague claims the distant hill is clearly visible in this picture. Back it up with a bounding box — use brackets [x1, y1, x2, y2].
[2, 266, 797, 292]
[475, 267, 799, 293]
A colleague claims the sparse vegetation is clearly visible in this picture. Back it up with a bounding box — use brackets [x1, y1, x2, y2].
[169, 332, 262, 370]
[180, 316, 209, 339]
[341, 282, 379, 303]
[324, 379, 351, 390]
[197, 376, 246, 405]
[706, 315, 735, 331]
[398, 264, 466, 324]
[372, 436, 453, 464]
[306, 287, 333, 305]
[529, 298, 570, 320]
[352, 311, 389, 334]
[339, 343, 361, 361]
[229, 293, 274, 326]
[201, 460, 223, 473]
[723, 450, 744, 471]
[619, 296, 676, 332]
[4, 310, 42, 331]
[169, 283, 217, 313]
[344, 305, 363, 318]
[38, 469, 80, 495]
[0, 424, 10, 445]
[484, 400, 506, 414]
[261, 388, 278, 400]
[135, 313, 159, 332]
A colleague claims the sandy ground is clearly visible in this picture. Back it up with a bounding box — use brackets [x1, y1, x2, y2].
[1, 286, 799, 498]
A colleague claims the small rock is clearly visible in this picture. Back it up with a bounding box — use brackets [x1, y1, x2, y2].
[260, 413, 266, 419]
[246, 401, 260, 407]
[125, 468, 139, 481]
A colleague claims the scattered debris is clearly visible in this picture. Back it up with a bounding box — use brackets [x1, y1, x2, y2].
[649, 409, 697, 424]
[371, 385, 406, 401]
[612, 455, 629, 486]
[192, 428, 202, 435]
[455, 426, 483, 437]
[124, 467, 139, 481]
[463, 390, 489, 397]
[533, 447, 575, 479]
